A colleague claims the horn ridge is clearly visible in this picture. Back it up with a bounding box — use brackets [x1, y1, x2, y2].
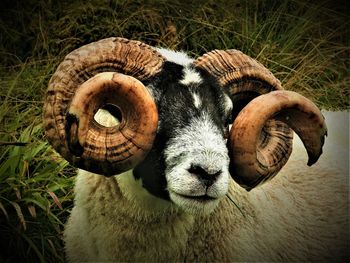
[194, 49, 282, 92]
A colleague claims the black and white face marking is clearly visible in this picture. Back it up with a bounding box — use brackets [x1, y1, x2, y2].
[164, 111, 231, 214]
[134, 49, 233, 215]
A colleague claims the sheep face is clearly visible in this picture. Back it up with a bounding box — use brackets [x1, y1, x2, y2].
[133, 59, 234, 214]
[164, 109, 231, 215]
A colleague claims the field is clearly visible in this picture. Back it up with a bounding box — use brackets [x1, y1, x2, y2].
[0, 0, 349, 262]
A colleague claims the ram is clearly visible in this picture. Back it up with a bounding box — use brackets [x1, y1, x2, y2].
[43, 37, 349, 262]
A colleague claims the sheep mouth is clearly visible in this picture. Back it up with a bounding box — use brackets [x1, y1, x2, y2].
[176, 193, 217, 202]
[169, 191, 221, 214]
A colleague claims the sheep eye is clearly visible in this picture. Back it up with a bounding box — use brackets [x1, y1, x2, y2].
[223, 121, 230, 138]
[224, 112, 233, 128]
[223, 112, 233, 139]
[224, 126, 230, 139]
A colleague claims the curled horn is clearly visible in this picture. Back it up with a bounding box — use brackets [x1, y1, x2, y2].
[229, 91, 327, 190]
[44, 37, 164, 175]
[194, 50, 327, 190]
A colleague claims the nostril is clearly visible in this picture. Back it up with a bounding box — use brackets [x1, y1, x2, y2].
[188, 165, 221, 187]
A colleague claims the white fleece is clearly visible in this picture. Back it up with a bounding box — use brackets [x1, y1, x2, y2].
[64, 111, 349, 262]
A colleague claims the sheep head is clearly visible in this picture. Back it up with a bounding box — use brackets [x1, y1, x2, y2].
[44, 37, 327, 214]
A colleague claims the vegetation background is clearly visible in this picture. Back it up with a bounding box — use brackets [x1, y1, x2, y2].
[0, 0, 349, 262]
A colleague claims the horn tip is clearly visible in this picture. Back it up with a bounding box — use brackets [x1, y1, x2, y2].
[307, 148, 323, 166]
[307, 157, 318, 166]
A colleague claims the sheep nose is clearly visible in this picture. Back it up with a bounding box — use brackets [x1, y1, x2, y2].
[188, 165, 221, 187]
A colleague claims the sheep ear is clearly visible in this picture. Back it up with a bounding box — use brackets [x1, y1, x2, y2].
[44, 38, 164, 176]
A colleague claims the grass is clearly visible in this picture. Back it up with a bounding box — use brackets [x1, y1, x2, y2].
[0, 0, 349, 262]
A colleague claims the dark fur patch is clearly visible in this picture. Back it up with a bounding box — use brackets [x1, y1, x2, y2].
[65, 113, 84, 156]
[133, 137, 169, 200]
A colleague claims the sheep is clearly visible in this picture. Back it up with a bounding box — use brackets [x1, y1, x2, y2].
[43, 37, 349, 262]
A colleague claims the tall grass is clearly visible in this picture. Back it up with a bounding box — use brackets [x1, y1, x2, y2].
[0, 0, 349, 262]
